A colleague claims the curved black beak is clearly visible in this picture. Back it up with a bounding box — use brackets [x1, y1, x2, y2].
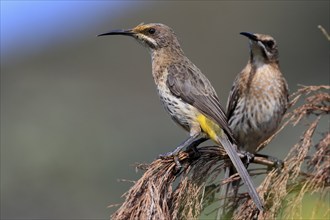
[97, 29, 134, 37]
[240, 32, 258, 41]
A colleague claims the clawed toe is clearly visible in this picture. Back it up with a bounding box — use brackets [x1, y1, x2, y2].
[158, 152, 173, 159]
[239, 151, 255, 164]
[272, 158, 284, 171]
[158, 152, 182, 170]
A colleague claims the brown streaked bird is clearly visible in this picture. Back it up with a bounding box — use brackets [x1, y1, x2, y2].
[98, 23, 263, 211]
[221, 32, 288, 216]
[227, 32, 288, 153]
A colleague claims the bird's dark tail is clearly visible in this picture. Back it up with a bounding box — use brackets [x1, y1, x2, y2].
[215, 135, 264, 212]
[197, 114, 263, 211]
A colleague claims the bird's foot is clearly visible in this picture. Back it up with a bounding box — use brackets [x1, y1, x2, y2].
[239, 150, 255, 164]
[255, 153, 284, 171]
[273, 159, 284, 172]
[158, 149, 180, 159]
[159, 150, 182, 170]
[158, 135, 206, 171]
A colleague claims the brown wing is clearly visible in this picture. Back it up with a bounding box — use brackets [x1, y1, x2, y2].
[166, 62, 235, 142]
[281, 77, 290, 115]
[226, 77, 240, 120]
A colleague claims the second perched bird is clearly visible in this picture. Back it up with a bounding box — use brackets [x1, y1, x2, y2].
[222, 32, 288, 215]
[227, 32, 289, 154]
[98, 23, 263, 211]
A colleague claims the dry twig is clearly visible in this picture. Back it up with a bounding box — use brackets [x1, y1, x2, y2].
[318, 25, 330, 41]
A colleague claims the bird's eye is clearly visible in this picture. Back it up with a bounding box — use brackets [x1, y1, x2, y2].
[264, 40, 274, 48]
[148, 28, 156, 35]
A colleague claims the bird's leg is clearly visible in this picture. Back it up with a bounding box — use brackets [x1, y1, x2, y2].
[186, 136, 208, 159]
[255, 153, 284, 171]
[159, 134, 204, 169]
[159, 133, 207, 169]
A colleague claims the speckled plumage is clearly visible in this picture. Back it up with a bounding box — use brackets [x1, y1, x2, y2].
[227, 33, 289, 153]
[221, 33, 288, 217]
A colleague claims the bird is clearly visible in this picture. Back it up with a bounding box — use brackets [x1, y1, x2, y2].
[227, 32, 289, 154]
[98, 23, 263, 211]
[221, 32, 289, 216]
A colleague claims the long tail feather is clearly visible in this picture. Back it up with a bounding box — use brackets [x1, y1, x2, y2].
[216, 135, 264, 212]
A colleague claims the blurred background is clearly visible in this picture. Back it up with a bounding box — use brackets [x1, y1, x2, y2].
[1, 1, 329, 219]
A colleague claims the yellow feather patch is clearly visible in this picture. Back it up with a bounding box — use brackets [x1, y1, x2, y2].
[197, 114, 222, 142]
[133, 23, 151, 33]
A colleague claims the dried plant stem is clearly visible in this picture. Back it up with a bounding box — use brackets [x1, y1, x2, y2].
[318, 25, 330, 41]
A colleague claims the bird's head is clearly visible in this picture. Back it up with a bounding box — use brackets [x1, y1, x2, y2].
[240, 32, 279, 63]
[98, 23, 180, 51]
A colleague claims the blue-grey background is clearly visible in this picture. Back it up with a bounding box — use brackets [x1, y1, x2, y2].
[1, 1, 329, 219]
